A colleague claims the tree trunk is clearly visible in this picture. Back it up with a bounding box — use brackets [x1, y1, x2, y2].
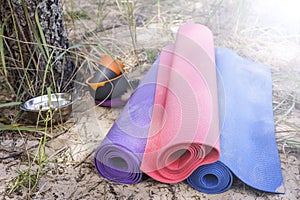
[0, 0, 74, 100]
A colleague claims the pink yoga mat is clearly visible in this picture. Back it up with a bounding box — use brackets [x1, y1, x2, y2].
[140, 24, 220, 183]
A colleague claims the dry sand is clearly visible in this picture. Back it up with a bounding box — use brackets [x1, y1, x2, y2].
[1, 0, 299, 199]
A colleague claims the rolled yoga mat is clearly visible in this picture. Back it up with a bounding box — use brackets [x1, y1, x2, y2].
[187, 47, 284, 194]
[94, 58, 159, 184]
[140, 24, 220, 183]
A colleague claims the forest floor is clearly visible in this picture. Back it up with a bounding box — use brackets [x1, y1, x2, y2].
[0, 0, 299, 199]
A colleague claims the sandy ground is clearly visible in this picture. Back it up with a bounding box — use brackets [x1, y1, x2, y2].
[1, 0, 300, 199]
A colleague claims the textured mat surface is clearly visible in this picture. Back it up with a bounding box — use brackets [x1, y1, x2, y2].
[187, 47, 284, 194]
[94, 58, 159, 184]
[140, 24, 220, 183]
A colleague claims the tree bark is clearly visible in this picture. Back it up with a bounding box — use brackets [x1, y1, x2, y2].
[0, 0, 74, 100]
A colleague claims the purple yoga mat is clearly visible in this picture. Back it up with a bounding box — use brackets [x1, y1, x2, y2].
[94, 58, 159, 184]
[95, 98, 125, 107]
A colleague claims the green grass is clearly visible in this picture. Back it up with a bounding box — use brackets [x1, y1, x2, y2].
[0, 14, 10, 79]
[285, 139, 300, 149]
[96, 0, 110, 28]
[0, 0, 75, 196]
[0, 0, 122, 195]
[146, 49, 159, 64]
[67, 10, 91, 20]
[116, 0, 138, 53]
[7, 89, 54, 195]
[0, 102, 22, 108]
[9, 127, 49, 195]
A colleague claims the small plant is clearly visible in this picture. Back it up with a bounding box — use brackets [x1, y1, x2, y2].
[146, 49, 159, 64]
[8, 88, 55, 195]
[116, 0, 138, 53]
[9, 124, 49, 195]
[286, 139, 300, 150]
[70, 10, 91, 20]
[96, 0, 110, 30]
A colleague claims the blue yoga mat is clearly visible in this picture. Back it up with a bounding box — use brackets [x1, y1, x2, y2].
[187, 47, 284, 194]
[94, 58, 159, 184]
